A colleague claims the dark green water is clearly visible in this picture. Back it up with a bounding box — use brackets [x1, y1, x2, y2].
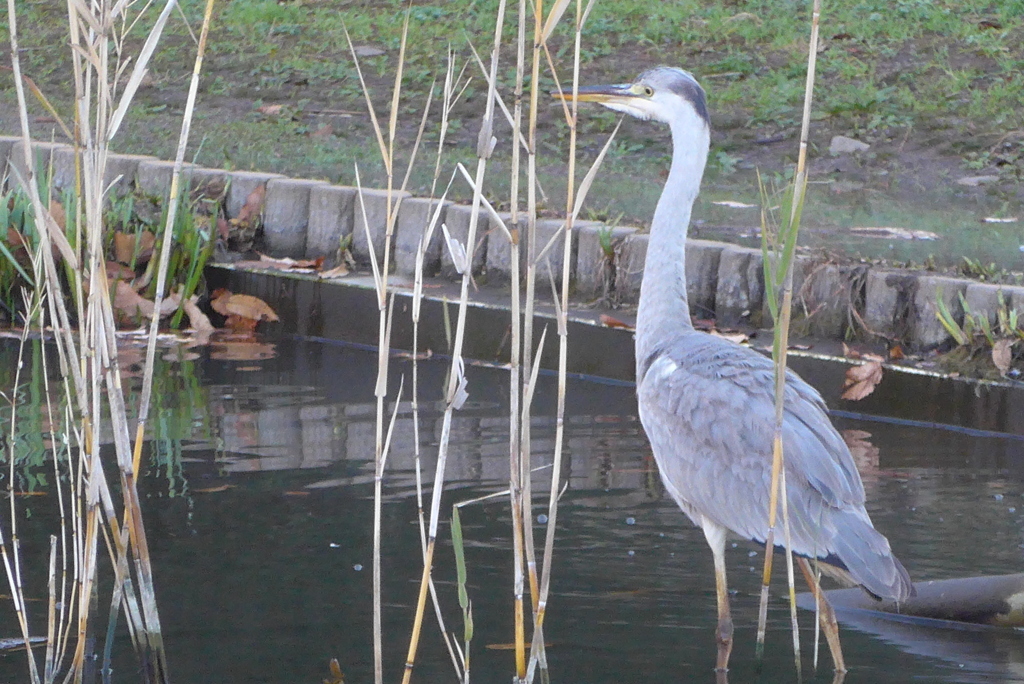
[1, 337, 1023, 683]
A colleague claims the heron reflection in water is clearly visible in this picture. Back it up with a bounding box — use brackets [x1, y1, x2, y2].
[558, 67, 913, 675]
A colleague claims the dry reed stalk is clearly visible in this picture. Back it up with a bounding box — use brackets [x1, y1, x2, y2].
[394, 1, 513, 681]
[345, 11, 410, 679]
[347, 8, 462, 683]
[508, 0, 529, 675]
[4, 0, 215, 676]
[513, 5, 547, 677]
[755, 0, 824, 670]
[407, 52, 469, 681]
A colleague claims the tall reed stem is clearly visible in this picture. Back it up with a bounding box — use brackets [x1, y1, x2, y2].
[756, 0, 824, 671]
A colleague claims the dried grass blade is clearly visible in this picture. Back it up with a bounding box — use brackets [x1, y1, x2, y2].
[540, 0, 571, 43]
[343, 24, 390, 175]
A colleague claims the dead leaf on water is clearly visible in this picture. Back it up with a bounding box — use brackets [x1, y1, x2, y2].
[599, 314, 634, 330]
[992, 339, 1014, 377]
[182, 296, 215, 334]
[113, 281, 179, 323]
[841, 359, 883, 401]
[983, 216, 1018, 223]
[210, 341, 277, 362]
[842, 429, 880, 476]
[210, 291, 279, 322]
[323, 658, 345, 684]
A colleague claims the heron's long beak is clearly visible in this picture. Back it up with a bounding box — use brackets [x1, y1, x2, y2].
[551, 83, 635, 105]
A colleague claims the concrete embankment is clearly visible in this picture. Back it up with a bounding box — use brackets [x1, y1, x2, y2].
[3, 135, 1024, 353]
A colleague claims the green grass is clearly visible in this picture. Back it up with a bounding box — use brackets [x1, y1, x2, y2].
[3, 0, 1024, 268]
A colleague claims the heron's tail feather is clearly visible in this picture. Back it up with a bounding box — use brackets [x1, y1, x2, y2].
[829, 511, 914, 602]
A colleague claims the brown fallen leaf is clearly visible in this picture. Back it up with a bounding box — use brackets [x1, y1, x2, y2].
[182, 296, 215, 334]
[234, 254, 324, 271]
[106, 261, 136, 281]
[113, 230, 156, 264]
[49, 199, 65, 231]
[841, 360, 883, 401]
[992, 339, 1014, 377]
[210, 291, 279, 322]
[888, 344, 905, 361]
[599, 314, 634, 330]
[234, 185, 266, 225]
[320, 262, 350, 279]
[257, 103, 284, 116]
[113, 281, 179, 322]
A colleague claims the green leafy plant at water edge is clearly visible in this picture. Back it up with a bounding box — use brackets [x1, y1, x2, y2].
[936, 289, 1024, 349]
[0, 186, 37, 319]
[0, 178, 214, 329]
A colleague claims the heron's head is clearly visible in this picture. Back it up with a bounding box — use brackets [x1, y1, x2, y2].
[557, 66, 709, 131]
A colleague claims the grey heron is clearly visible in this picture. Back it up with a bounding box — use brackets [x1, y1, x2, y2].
[561, 67, 914, 673]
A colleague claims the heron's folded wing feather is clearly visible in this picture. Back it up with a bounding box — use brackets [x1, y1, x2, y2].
[637, 335, 864, 555]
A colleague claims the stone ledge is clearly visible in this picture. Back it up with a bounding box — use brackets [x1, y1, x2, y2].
[2, 134, 1021, 350]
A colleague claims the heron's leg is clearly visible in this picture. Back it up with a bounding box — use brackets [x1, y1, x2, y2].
[702, 519, 732, 672]
[797, 557, 847, 674]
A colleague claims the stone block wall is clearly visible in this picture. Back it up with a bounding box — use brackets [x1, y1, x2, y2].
[2, 134, 1022, 350]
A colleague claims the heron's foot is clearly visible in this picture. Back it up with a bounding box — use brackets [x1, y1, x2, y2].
[714, 617, 733, 672]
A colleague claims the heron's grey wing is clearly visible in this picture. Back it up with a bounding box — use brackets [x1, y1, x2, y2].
[638, 334, 912, 600]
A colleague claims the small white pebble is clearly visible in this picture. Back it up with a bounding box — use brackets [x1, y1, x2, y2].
[353, 564, 363, 571]
[330, 543, 340, 548]
[627, 550, 635, 557]
[995, 494, 1004, 501]
[1010, 507, 1017, 513]
[625, 517, 636, 525]
[537, 514, 548, 524]
[748, 551, 758, 558]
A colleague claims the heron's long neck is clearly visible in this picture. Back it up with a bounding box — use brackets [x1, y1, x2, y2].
[635, 121, 709, 365]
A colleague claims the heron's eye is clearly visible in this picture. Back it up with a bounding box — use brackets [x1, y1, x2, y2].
[642, 85, 654, 97]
